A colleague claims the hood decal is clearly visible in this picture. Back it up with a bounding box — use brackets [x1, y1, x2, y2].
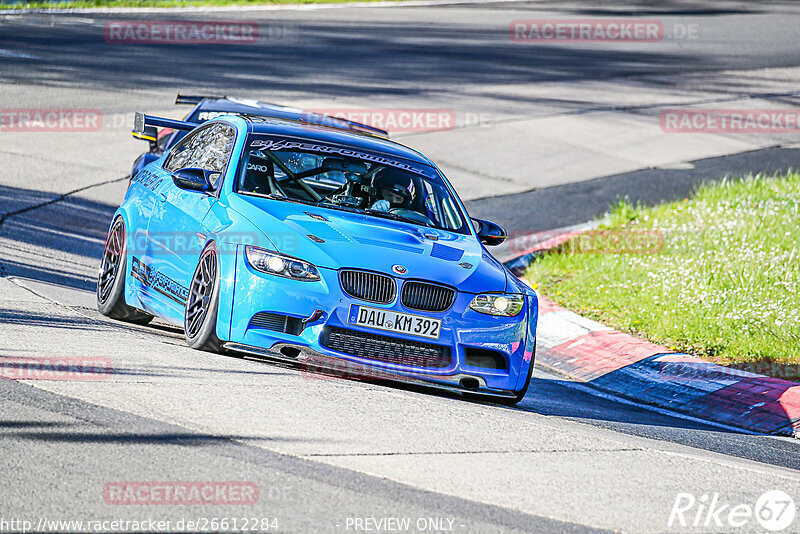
[355, 236, 424, 255]
[430, 243, 464, 262]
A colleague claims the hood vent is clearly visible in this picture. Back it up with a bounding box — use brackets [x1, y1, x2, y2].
[304, 211, 329, 221]
[302, 222, 349, 242]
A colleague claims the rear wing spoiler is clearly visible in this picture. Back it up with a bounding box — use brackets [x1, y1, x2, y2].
[132, 112, 199, 147]
[133, 112, 198, 134]
[173, 93, 389, 138]
[175, 94, 226, 105]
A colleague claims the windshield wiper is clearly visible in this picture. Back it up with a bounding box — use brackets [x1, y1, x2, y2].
[364, 209, 434, 228]
[261, 195, 436, 229]
[241, 191, 318, 206]
[316, 201, 366, 216]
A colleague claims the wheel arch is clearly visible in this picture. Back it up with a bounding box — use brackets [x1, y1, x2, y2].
[107, 208, 139, 309]
[192, 235, 235, 344]
[199, 203, 274, 343]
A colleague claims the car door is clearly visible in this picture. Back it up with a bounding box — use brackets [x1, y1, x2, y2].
[139, 122, 236, 322]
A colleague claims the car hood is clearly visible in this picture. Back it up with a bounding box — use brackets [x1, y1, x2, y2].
[228, 194, 508, 293]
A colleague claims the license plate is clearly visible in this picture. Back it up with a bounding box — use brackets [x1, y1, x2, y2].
[347, 304, 441, 340]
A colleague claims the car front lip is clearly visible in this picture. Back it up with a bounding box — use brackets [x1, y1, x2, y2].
[223, 341, 519, 400]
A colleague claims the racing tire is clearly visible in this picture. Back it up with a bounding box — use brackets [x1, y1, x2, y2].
[97, 217, 154, 325]
[184, 242, 225, 353]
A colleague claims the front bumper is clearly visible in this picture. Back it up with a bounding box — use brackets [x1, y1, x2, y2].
[222, 246, 537, 395]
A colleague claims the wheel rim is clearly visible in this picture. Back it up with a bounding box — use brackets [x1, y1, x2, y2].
[186, 249, 217, 338]
[98, 219, 124, 304]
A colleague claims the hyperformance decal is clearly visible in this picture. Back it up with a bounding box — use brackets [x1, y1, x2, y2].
[249, 138, 425, 175]
[131, 256, 189, 304]
[131, 169, 162, 192]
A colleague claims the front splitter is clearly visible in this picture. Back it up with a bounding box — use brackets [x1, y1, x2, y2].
[224, 341, 517, 401]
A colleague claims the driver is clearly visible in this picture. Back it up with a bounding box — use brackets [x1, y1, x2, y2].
[370, 168, 414, 212]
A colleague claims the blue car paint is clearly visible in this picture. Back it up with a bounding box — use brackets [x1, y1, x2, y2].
[118, 114, 538, 396]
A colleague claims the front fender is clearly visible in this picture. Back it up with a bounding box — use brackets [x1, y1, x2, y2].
[201, 200, 275, 343]
[514, 292, 539, 391]
[213, 239, 238, 342]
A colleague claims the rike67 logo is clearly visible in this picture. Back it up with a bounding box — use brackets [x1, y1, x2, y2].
[669, 491, 796, 531]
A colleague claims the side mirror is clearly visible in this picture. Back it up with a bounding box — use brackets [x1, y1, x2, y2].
[132, 125, 159, 151]
[171, 168, 216, 192]
[472, 218, 507, 246]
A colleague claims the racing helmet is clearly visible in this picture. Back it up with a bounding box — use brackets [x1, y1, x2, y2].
[372, 167, 414, 208]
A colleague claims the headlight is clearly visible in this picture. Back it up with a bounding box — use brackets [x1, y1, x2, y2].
[469, 293, 524, 316]
[245, 246, 320, 281]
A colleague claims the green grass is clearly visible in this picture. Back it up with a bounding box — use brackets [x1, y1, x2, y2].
[0, 0, 395, 9]
[526, 172, 800, 377]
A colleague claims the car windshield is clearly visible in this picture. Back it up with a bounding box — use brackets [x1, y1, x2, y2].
[235, 135, 470, 234]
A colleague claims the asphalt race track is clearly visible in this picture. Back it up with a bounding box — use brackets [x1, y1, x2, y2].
[2, 1, 800, 532]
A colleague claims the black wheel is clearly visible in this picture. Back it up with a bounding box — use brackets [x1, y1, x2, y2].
[185, 243, 225, 353]
[97, 217, 153, 324]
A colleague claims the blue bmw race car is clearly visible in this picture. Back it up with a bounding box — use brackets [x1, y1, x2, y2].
[100, 108, 538, 404]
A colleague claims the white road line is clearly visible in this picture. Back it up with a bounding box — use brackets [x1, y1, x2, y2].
[0, 48, 39, 59]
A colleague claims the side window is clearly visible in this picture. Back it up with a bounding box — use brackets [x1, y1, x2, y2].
[439, 195, 463, 231]
[423, 180, 463, 232]
[163, 123, 235, 189]
[164, 128, 203, 173]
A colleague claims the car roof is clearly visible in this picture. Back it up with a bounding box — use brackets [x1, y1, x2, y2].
[234, 114, 434, 167]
